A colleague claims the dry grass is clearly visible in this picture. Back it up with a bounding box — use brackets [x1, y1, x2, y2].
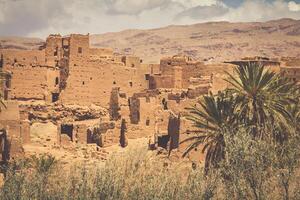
[0, 143, 299, 200]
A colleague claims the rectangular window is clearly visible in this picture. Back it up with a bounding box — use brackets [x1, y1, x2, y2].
[78, 47, 82, 54]
[145, 74, 150, 80]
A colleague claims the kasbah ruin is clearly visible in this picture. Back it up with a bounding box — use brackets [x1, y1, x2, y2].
[0, 33, 299, 166]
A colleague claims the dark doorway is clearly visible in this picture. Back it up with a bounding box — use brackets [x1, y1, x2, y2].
[157, 135, 170, 149]
[52, 93, 59, 102]
[61, 124, 73, 141]
[162, 98, 168, 110]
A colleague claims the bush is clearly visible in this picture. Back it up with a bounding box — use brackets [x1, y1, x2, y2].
[0, 143, 299, 200]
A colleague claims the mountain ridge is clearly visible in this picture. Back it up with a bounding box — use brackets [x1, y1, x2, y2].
[1, 18, 300, 63]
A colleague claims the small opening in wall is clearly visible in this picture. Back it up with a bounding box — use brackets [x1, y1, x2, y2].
[146, 118, 150, 126]
[55, 77, 59, 86]
[129, 81, 133, 87]
[61, 124, 73, 142]
[54, 47, 58, 56]
[131, 64, 135, 67]
[128, 98, 131, 106]
[90, 77, 92, 80]
[82, 81, 85, 85]
[113, 81, 116, 85]
[52, 93, 59, 103]
[78, 47, 82, 54]
[162, 98, 168, 110]
[145, 74, 150, 80]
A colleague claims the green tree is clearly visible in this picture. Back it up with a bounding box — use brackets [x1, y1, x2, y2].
[181, 91, 236, 171]
[225, 62, 297, 140]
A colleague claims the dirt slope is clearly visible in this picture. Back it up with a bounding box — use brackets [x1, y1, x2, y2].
[91, 18, 300, 63]
[1, 18, 300, 63]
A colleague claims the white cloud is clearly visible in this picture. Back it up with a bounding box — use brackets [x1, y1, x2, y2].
[0, 0, 72, 36]
[172, 0, 218, 8]
[0, 0, 300, 38]
[105, 0, 169, 15]
[288, 1, 300, 11]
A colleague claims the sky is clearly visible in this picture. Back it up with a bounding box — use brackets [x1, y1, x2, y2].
[0, 0, 300, 38]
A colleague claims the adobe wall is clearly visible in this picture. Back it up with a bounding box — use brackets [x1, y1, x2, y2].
[202, 63, 234, 93]
[0, 101, 29, 145]
[0, 49, 45, 66]
[4, 65, 59, 101]
[109, 87, 120, 121]
[149, 75, 173, 89]
[69, 34, 90, 61]
[45, 34, 63, 66]
[89, 48, 113, 60]
[122, 56, 141, 68]
[0, 101, 21, 138]
[0, 71, 11, 100]
[181, 63, 204, 88]
[148, 64, 160, 74]
[151, 56, 209, 89]
[138, 96, 158, 128]
[60, 60, 148, 106]
[280, 66, 300, 82]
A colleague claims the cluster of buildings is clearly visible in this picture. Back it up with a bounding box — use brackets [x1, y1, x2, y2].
[0, 33, 299, 161]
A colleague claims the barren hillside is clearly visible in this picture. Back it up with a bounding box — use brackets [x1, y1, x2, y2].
[1, 18, 300, 63]
[0, 36, 44, 50]
[91, 18, 300, 63]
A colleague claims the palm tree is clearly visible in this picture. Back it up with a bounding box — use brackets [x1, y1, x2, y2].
[182, 62, 298, 171]
[181, 91, 236, 171]
[225, 62, 297, 140]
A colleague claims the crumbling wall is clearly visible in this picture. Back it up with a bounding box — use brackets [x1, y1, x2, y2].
[109, 87, 120, 121]
[20, 120, 30, 144]
[149, 75, 174, 89]
[173, 66, 183, 88]
[150, 56, 207, 89]
[122, 56, 141, 68]
[0, 49, 45, 67]
[60, 59, 147, 106]
[1, 45, 60, 102]
[0, 101, 21, 138]
[0, 71, 11, 100]
[138, 96, 158, 128]
[168, 113, 180, 150]
[89, 48, 113, 60]
[0, 101, 26, 160]
[45, 34, 63, 67]
[129, 96, 140, 124]
[4, 65, 59, 101]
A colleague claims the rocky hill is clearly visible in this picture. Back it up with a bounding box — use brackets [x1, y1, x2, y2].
[0, 36, 44, 50]
[1, 18, 300, 63]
